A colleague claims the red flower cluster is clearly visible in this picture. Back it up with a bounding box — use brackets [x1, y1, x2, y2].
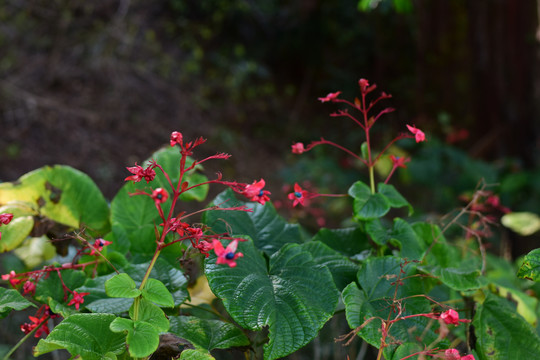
[124, 163, 157, 183]
[20, 306, 58, 338]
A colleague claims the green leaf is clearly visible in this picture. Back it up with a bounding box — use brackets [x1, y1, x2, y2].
[202, 189, 306, 256]
[34, 313, 126, 360]
[517, 248, 540, 281]
[473, 292, 540, 359]
[301, 241, 358, 290]
[129, 298, 169, 332]
[110, 317, 160, 358]
[0, 287, 35, 318]
[502, 212, 540, 236]
[377, 183, 413, 215]
[180, 349, 215, 360]
[428, 266, 482, 291]
[105, 273, 141, 298]
[142, 278, 174, 307]
[0, 165, 110, 234]
[312, 227, 370, 256]
[169, 316, 249, 351]
[348, 181, 390, 220]
[392, 218, 425, 260]
[343, 257, 437, 354]
[0, 214, 33, 252]
[13, 236, 56, 268]
[205, 240, 339, 360]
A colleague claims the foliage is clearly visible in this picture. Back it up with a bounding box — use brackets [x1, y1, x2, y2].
[0, 78, 539, 360]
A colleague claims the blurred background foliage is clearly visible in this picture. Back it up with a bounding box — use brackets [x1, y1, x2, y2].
[0, 0, 538, 255]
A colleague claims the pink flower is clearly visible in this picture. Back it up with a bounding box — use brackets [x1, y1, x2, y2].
[2, 270, 22, 287]
[151, 188, 169, 204]
[444, 349, 461, 360]
[243, 179, 271, 205]
[461, 355, 475, 360]
[406, 124, 426, 143]
[288, 183, 309, 207]
[0, 213, 13, 225]
[291, 142, 305, 154]
[125, 163, 156, 183]
[23, 281, 36, 295]
[89, 238, 113, 255]
[389, 155, 410, 169]
[68, 291, 90, 310]
[440, 309, 460, 325]
[170, 131, 183, 147]
[318, 91, 341, 103]
[213, 239, 243, 267]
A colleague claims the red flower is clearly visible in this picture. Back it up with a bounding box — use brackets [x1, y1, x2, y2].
[389, 155, 410, 169]
[170, 131, 183, 147]
[461, 355, 475, 360]
[125, 163, 156, 183]
[439, 309, 470, 325]
[318, 91, 341, 103]
[20, 316, 49, 338]
[151, 188, 169, 204]
[194, 240, 213, 257]
[0, 213, 13, 225]
[89, 238, 113, 255]
[288, 183, 309, 207]
[444, 349, 461, 360]
[213, 239, 243, 267]
[243, 179, 271, 205]
[68, 291, 90, 310]
[406, 124, 426, 143]
[23, 281, 36, 295]
[440, 309, 460, 325]
[291, 142, 305, 154]
[2, 270, 22, 287]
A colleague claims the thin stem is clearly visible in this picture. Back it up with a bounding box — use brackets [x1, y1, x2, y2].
[369, 166, 376, 194]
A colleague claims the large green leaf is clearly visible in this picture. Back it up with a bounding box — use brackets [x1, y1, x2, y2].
[180, 349, 215, 360]
[343, 256, 439, 356]
[473, 292, 540, 359]
[205, 240, 339, 360]
[169, 316, 249, 351]
[348, 181, 390, 220]
[312, 227, 370, 256]
[0, 165, 110, 234]
[202, 189, 307, 256]
[111, 149, 208, 256]
[0, 203, 33, 252]
[301, 241, 358, 290]
[34, 313, 126, 360]
[0, 287, 35, 318]
[517, 248, 540, 281]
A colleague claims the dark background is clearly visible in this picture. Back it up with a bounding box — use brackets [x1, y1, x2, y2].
[1, 0, 538, 197]
[0, 1, 539, 359]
